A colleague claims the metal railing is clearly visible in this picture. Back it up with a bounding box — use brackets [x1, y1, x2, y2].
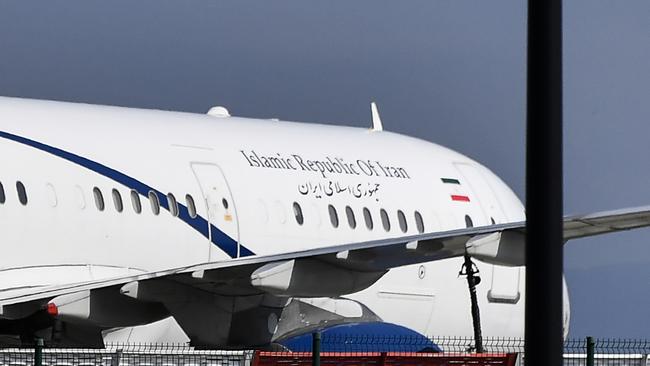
[1, 343, 254, 366]
[0, 336, 647, 366]
[562, 338, 649, 366]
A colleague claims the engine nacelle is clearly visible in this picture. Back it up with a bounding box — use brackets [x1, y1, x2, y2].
[47, 288, 168, 328]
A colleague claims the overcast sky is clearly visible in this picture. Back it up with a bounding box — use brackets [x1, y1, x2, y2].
[0, 1, 648, 338]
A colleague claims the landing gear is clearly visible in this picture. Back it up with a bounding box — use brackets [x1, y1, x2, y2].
[459, 253, 484, 353]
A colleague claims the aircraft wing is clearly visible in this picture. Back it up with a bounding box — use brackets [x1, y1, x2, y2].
[2, 205, 650, 308]
[0, 221, 519, 307]
[562, 205, 650, 240]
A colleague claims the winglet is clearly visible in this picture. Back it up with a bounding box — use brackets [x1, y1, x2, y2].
[371, 102, 383, 132]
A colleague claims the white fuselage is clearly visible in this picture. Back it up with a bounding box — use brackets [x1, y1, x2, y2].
[0, 97, 565, 342]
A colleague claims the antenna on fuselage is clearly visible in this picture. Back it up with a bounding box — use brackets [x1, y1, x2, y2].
[370, 102, 383, 132]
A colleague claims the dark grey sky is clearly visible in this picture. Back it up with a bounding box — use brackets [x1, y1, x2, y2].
[0, 1, 648, 338]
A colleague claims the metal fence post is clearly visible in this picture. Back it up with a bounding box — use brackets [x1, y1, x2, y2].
[34, 338, 43, 366]
[111, 349, 122, 366]
[525, 0, 564, 365]
[312, 332, 321, 366]
[586, 336, 595, 366]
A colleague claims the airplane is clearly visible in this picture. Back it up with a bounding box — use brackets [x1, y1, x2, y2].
[0, 96, 648, 348]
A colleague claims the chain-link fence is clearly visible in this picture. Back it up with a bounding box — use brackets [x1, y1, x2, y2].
[433, 337, 649, 365]
[280, 335, 648, 365]
[0, 344, 253, 366]
[0, 337, 647, 366]
[562, 338, 650, 366]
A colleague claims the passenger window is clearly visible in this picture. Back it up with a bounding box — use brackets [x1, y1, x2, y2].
[328, 204, 339, 228]
[380, 209, 390, 231]
[346, 206, 356, 229]
[0, 181, 5, 204]
[167, 193, 179, 217]
[491, 217, 496, 225]
[363, 207, 373, 230]
[75, 185, 86, 209]
[414, 211, 425, 233]
[93, 187, 105, 211]
[148, 191, 160, 215]
[112, 189, 123, 212]
[131, 190, 142, 214]
[45, 183, 57, 207]
[186, 194, 197, 218]
[222, 198, 229, 210]
[293, 202, 304, 225]
[397, 210, 408, 233]
[465, 215, 474, 228]
[16, 181, 27, 205]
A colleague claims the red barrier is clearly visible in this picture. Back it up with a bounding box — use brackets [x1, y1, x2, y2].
[253, 351, 519, 366]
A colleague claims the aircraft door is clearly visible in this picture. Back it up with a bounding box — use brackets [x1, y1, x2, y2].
[190, 163, 240, 260]
[453, 163, 521, 304]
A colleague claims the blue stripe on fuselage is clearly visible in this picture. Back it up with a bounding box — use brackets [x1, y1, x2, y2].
[0, 130, 254, 258]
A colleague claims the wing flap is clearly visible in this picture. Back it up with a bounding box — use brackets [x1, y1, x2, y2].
[3, 205, 650, 309]
[0, 223, 522, 307]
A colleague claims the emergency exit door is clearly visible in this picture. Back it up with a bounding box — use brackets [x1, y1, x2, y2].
[190, 163, 240, 259]
[454, 162, 521, 304]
